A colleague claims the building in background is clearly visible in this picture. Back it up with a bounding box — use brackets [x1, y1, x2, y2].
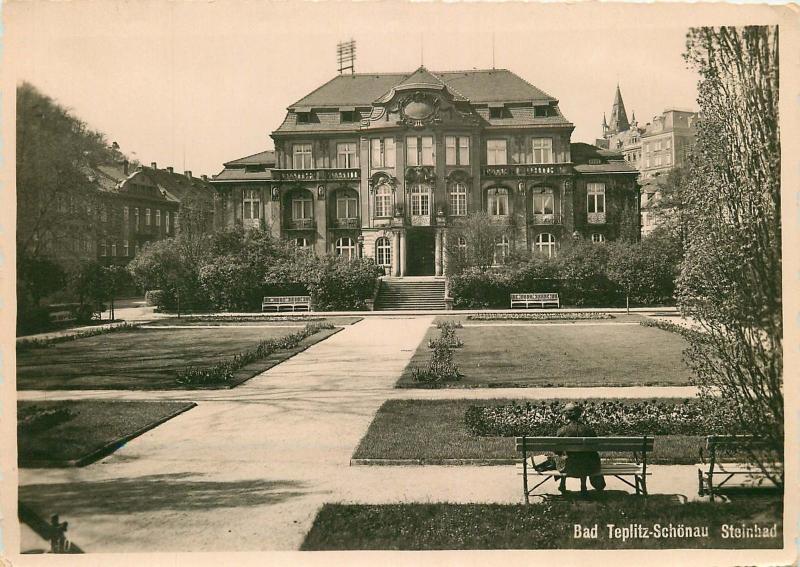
[213, 66, 640, 276]
[598, 86, 696, 236]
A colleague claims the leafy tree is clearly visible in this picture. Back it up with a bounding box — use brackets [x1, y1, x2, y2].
[445, 212, 511, 273]
[679, 26, 782, 485]
[642, 166, 691, 244]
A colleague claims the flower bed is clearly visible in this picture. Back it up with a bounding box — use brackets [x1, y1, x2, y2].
[465, 399, 745, 437]
[175, 322, 334, 385]
[467, 313, 613, 321]
[640, 318, 702, 340]
[16, 322, 139, 352]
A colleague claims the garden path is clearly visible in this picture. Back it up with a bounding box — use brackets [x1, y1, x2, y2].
[18, 315, 703, 553]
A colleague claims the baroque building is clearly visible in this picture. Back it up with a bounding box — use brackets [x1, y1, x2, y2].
[213, 67, 640, 275]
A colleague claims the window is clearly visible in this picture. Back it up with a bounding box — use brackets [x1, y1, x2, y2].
[375, 237, 391, 267]
[123, 206, 129, 225]
[294, 237, 311, 249]
[449, 182, 467, 216]
[111, 242, 117, 257]
[489, 106, 504, 119]
[336, 192, 358, 219]
[666, 138, 672, 149]
[487, 139, 507, 165]
[100, 205, 108, 223]
[494, 235, 510, 264]
[587, 183, 606, 214]
[655, 140, 662, 151]
[371, 138, 396, 168]
[166, 211, 171, 233]
[340, 110, 357, 123]
[445, 136, 470, 165]
[292, 192, 313, 220]
[532, 188, 555, 216]
[123, 240, 130, 256]
[134, 208, 140, 231]
[133, 243, 138, 257]
[410, 184, 431, 216]
[244, 189, 261, 220]
[100, 241, 107, 257]
[591, 233, 606, 244]
[532, 138, 554, 164]
[457, 236, 467, 253]
[144, 208, 151, 226]
[487, 187, 509, 216]
[293, 143, 313, 169]
[296, 112, 310, 124]
[535, 233, 556, 257]
[156, 210, 161, 227]
[406, 136, 434, 167]
[374, 184, 393, 218]
[664, 153, 672, 165]
[337, 142, 358, 168]
[335, 237, 356, 259]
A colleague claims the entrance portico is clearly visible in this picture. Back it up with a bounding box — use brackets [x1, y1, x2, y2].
[389, 227, 447, 277]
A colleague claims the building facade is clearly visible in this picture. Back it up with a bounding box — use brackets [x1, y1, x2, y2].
[598, 86, 696, 236]
[214, 67, 640, 275]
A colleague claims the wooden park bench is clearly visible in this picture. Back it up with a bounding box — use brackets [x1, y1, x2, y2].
[697, 435, 781, 500]
[516, 435, 654, 503]
[510, 292, 560, 309]
[261, 296, 311, 312]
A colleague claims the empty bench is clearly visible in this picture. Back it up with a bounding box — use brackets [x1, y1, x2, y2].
[510, 293, 560, 309]
[261, 296, 311, 312]
[698, 435, 780, 500]
[516, 435, 654, 503]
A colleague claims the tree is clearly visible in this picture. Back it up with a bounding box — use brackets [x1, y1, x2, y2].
[16, 83, 118, 262]
[445, 212, 512, 273]
[643, 166, 691, 244]
[679, 26, 782, 485]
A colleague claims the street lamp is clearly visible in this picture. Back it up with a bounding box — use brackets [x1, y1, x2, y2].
[357, 234, 365, 258]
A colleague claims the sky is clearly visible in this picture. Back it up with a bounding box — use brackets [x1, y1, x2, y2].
[6, 2, 703, 177]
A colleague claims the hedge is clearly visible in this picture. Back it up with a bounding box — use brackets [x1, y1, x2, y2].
[464, 399, 746, 437]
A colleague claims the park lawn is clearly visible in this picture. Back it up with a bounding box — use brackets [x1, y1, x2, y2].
[399, 319, 693, 388]
[144, 316, 363, 326]
[18, 400, 196, 466]
[301, 497, 783, 550]
[16, 326, 339, 390]
[352, 399, 705, 465]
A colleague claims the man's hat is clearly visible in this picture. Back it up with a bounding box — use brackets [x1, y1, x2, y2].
[563, 402, 583, 418]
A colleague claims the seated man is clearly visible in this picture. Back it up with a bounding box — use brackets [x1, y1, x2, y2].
[556, 402, 606, 494]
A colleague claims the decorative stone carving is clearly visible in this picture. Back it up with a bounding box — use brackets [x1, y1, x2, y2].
[446, 169, 472, 183]
[271, 186, 280, 201]
[398, 91, 441, 129]
[405, 166, 436, 183]
[370, 172, 398, 192]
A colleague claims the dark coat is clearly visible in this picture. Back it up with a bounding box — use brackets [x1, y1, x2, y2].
[556, 420, 602, 477]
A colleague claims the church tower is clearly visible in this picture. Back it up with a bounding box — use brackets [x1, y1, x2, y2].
[608, 84, 630, 135]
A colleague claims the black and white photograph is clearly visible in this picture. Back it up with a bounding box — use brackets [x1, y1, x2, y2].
[0, 2, 795, 565]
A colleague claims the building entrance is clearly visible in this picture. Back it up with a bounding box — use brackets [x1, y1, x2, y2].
[406, 229, 436, 276]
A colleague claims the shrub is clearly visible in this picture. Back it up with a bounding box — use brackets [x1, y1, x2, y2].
[428, 321, 464, 349]
[18, 405, 77, 433]
[414, 326, 463, 383]
[145, 290, 165, 307]
[175, 322, 334, 385]
[282, 254, 383, 311]
[449, 268, 512, 309]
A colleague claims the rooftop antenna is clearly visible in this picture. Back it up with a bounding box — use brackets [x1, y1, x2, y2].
[337, 39, 356, 75]
[492, 32, 496, 69]
[420, 34, 424, 66]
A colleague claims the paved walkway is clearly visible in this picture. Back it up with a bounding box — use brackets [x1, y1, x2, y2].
[18, 316, 703, 553]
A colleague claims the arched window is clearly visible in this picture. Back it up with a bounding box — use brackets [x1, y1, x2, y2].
[535, 233, 557, 257]
[494, 235, 510, 264]
[410, 183, 431, 216]
[375, 237, 391, 267]
[487, 187, 509, 216]
[591, 233, 606, 244]
[374, 184, 392, 218]
[336, 190, 358, 220]
[532, 187, 555, 222]
[335, 237, 356, 259]
[291, 191, 313, 220]
[449, 182, 467, 216]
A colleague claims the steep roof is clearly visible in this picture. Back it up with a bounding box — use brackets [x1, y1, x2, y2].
[609, 85, 630, 134]
[571, 142, 637, 174]
[288, 68, 557, 109]
[223, 150, 276, 167]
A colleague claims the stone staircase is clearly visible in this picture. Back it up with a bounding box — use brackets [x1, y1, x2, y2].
[374, 277, 447, 311]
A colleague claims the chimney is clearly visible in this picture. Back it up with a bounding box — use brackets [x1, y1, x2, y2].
[201, 174, 208, 182]
[184, 170, 192, 179]
[123, 160, 129, 175]
[167, 166, 174, 174]
[151, 162, 157, 169]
